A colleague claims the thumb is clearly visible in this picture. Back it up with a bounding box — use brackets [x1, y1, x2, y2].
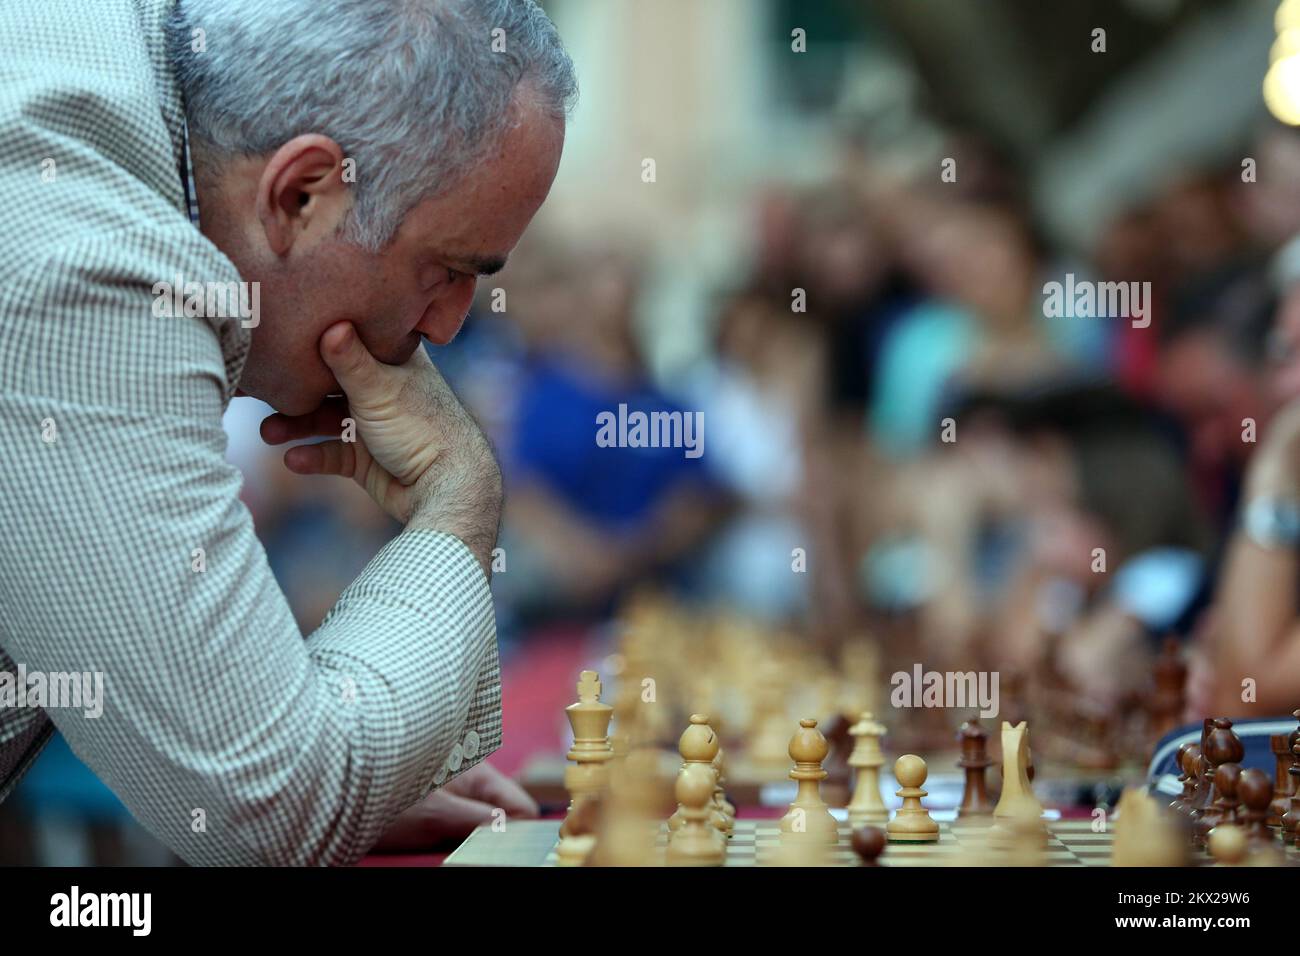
[319, 322, 384, 397]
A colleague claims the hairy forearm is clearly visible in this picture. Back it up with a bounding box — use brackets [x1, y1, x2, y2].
[407, 441, 503, 579]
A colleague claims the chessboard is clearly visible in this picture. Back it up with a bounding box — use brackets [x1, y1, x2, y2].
[443, 817, 1300, 867]
[445, 818, 1125, 867]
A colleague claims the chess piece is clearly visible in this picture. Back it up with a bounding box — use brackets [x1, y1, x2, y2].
[1215, 762, 1243, 820]
[666, 763, 725, 866]
[667, 714, 725, 841]
[1189, 718, 1215, 827]
[851, 826, 887, 866]
[1181, 744, 1204, 804]
[821, 711, 855, 797]
[1194, 718, 1244, 846]
[1285, 738, 1300, 847]
[1281, 710, 1300, 837]
[1170, 742, 1196, 814]
[588, 747, 670, 867]
[1208, 823, 1248, 866]
[555, 793, 603, 866]
[1237, 767, 1275, 846]
[778, 718, 839, 844]
[1112, 787, 1187, 866]
[956, 717, 994, 819]
[886, 754, 940, 843]
[559, 671, 615, 861]
[993, 815, 1049, 866]
[1269, 733, 1295, 828]
[993, 721, 1044, 823]
[846, 711, 889, 827]
[1188, 751, 1212, 840]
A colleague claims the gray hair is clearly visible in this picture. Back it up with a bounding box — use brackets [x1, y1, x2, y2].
[167, 0, 576, 250]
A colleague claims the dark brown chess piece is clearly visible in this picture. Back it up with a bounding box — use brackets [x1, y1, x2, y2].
[1149, 637, 1186, 743]
[851, 825, 886, 866]
[957, 717, 994, 818]
[1237, 768, 1276, 846]
[1189, 754, 1214, 840]
[1199, 761, 1242, 845]
[1170, 742, 1196, 814]
[1189, 718, 1213, 826]
[1286, 710, 1300, 822]
[1284, 739, 1300, 847]
[1269, 733, 1295, 828]
[1182, 744, 1204, 816]
[822, 711, 854, 798]
[1193, 718, 1244, 847]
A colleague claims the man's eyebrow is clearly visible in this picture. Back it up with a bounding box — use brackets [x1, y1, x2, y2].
[449, 253, 508, 276]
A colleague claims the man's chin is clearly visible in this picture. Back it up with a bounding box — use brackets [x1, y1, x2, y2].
[238, 367, 340, 415]
[240, 386, 322, 417]
[277, 394, 331, 416]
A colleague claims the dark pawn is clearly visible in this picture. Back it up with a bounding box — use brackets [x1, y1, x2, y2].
[1237, 768, 1276, 846]
[957, 718, 994, 818]
[851, 825, 887, 866]
[1171, 743, 1199, 815]
[1269, 733, 1294, 827]
[1194, 718, 1244, 847]
[1198, 761, 1242, 845]
[1285, 739, 1300, 847]
[1189, 752, 1212, 842]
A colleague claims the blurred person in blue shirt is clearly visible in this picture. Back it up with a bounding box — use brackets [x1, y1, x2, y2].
[492, 245, 724, 623]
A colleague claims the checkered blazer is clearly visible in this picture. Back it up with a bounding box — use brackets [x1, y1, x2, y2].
[0, 0, 502, 864]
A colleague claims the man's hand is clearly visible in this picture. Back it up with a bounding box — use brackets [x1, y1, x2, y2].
[260, 322, 503, 574]
[370, 762, 540, 853]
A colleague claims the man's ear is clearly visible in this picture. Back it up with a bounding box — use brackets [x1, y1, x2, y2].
[256, 135, 350, 257]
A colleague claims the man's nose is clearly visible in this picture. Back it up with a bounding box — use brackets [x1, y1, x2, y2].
[416, 278, 477, 345]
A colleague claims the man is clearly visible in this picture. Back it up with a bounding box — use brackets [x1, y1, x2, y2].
[0, 0, 575, 864]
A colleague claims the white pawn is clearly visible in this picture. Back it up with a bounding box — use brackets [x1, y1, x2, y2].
[1208, 824, 1248, 867]
[886, 754, 940, 843]
[666, 764, 725, 867]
